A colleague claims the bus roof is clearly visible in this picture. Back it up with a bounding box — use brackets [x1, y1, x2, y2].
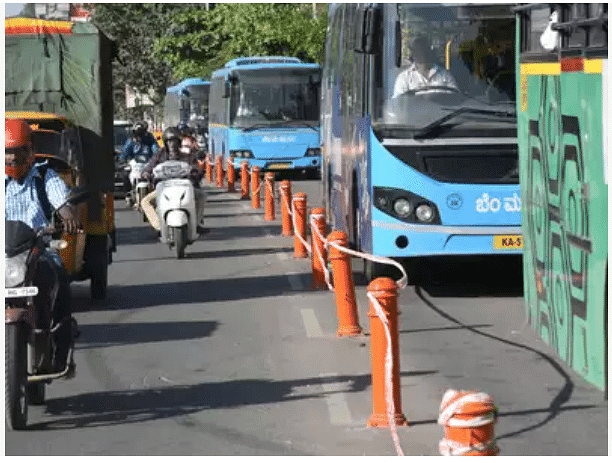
[166, 78, 210, 94]
[212, 57, 319, 78]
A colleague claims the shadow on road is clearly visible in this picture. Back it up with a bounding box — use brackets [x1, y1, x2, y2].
[73, 273, 312, 313]
[76, 320, 219, 349]
[29, 370, 435, 431]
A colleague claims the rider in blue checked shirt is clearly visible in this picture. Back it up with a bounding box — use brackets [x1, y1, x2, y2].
[5, 118, 81, 372]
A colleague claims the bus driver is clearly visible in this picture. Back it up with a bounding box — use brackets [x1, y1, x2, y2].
[393, 35, 458, 97]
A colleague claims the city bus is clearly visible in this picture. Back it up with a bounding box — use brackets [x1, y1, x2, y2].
[163, 77, 210, 131]
[322, 4, 521, 281]
[208, 56, 321, 176]
[515, 3, 608, 393]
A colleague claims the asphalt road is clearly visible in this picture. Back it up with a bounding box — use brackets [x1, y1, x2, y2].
[5, 173, 608, 456]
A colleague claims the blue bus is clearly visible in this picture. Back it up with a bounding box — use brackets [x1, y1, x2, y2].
[322, 4, 521, 281]
[208, 56, 321, 176]
[163, 77, 210, 139]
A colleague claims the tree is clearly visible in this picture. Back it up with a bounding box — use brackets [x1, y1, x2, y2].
[155, 4, 328, 80]
[90, 3, 195, 119]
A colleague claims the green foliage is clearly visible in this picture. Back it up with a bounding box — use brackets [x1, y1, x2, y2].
[155, 4, 328, 80]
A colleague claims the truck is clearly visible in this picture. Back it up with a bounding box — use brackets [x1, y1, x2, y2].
[5, 17, 117, 299]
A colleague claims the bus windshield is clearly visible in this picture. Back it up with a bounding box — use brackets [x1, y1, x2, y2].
[378, 4, 516, 135]
[230, 69, 320, 128]
[186, 85, 209, 123]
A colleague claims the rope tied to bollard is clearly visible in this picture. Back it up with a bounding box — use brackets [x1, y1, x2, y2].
[290, 196, 312, 254]
[438, 389, 499, 456]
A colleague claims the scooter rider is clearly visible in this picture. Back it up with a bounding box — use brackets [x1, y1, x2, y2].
[119, 120, 160, 163]
[5, 119, 81, 373]
[140, 126, 205, 232]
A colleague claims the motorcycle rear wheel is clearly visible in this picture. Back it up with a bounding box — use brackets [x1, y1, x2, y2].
[5, 323, 28, 430]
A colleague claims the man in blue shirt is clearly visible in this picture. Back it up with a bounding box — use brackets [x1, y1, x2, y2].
[119, 120, 160, 163]
[5, 118, 80, 372]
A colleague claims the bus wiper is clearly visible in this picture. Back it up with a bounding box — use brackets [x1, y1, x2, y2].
[280, 119, 318, 131]
[242, 120, 318, 132]
[242, 123, 272, 132]
[413, 107, 516, 139]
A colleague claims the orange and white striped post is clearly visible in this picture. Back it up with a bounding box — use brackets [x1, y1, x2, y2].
[292, 192, 308, 258]
[310, 207, 327, 289]
[367, 277, 408, 428]
[227, 157, 236, 192]
[279, 180, 293, 236]
[264, 172, 275, 221]
[206, 157, 213, 184]
[251, 166, 261, 209]
[215, 156, 223, 188]
[328, 231, 361, 337]
[240, 161, 250, 200]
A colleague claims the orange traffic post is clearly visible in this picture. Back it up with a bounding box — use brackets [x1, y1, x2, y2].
[215, 156, 223, 188]
[438, 389, 499, 456]
[279, 180, 293, 236]
[240, 161, 250, 199]
[328, 231, 362, 337]
[367, 277, 408, 428]
[251, 166, 261, 209]
[292, 192, 308, 258]
[264, 172, 275, 221]
[310, 207, 327, 289]
[227, 157, 236, 192]
[206, 157, 213, 184]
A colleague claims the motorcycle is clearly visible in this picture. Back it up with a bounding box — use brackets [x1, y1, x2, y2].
[125, 154, 152, 220]
[153, 160, 202, 259]
[5, 191, 88, 430]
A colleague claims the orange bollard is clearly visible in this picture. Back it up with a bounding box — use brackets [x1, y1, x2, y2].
[206, 157, 213, 184]
[264, 172, 275, 221]
[240, 161, 250, 199]
[251, 166, 261, 209]
[279, 180, 293, 236]
[215, 156, 224, 188]
[309, 208, 327, 289]
[292, 193, 308, 258]
[367, 277, 408, 427]
[438, 389, 499, 456]
[328, 231, 362, 337]
[227, 157, 236, 192]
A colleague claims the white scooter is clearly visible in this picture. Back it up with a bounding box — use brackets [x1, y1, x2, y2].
[153, 160, 202, 259]
[125, 154, 151, 220]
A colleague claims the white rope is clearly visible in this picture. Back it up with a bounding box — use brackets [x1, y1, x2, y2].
[367, 291, 405, 456]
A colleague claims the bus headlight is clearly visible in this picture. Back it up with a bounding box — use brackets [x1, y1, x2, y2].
[393, 198, 412, 218]
[415, 204, 435, 223]
[305, 148, 321, 157]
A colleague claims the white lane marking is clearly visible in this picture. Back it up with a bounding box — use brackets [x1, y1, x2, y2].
[320, 375, 353, 425]
[300, 308, 322, 338]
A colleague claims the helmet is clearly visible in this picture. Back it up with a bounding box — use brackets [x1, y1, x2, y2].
[162, 126, 181, 144]
[5, 119, 34, 179]
[132, 120, 148, 136]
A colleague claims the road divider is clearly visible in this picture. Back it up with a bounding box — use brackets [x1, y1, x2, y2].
[251, 166, 261, 209]
[279, 180, 293, 236]
[240, 161, 250, 199]
[227, 157, 236, 192]
[309, 207, 327, 290]
[215, 156, 224, 188]
[264, 172, 275, 221]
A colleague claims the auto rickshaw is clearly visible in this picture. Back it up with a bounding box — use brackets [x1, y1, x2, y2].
[7, 111, 116, 300]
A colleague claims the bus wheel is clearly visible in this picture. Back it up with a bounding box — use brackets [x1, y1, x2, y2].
[364, 258, 408, 284]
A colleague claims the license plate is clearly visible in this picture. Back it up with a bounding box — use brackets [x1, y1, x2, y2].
[493, 235, 523, 250]
[267, 163, 290, 169]
[5, 287, 38, 298]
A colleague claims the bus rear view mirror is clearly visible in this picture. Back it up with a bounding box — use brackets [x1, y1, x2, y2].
[364, 7, 381, 54]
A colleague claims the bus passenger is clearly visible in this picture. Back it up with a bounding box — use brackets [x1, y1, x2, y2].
[393, 35, 458, 97]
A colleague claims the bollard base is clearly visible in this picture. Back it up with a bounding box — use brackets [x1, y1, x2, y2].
[337, 325, 363, 337]
[367, 413, 409, 428]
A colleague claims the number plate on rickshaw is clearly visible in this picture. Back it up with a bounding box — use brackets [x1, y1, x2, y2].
[493, 235, 523, 250]
[5, 287, 38, 298]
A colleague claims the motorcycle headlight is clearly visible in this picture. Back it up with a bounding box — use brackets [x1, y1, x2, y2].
[5, 252, 28, 288]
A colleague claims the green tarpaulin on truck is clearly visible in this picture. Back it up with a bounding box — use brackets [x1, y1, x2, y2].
[5, 20, 115, 191]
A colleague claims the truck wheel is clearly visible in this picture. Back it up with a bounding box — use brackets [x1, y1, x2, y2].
[27, 383, 45, 405]
[5, 323, 28, 430]
[174, 226, 187, 259]
[88, 235, 109, 300]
